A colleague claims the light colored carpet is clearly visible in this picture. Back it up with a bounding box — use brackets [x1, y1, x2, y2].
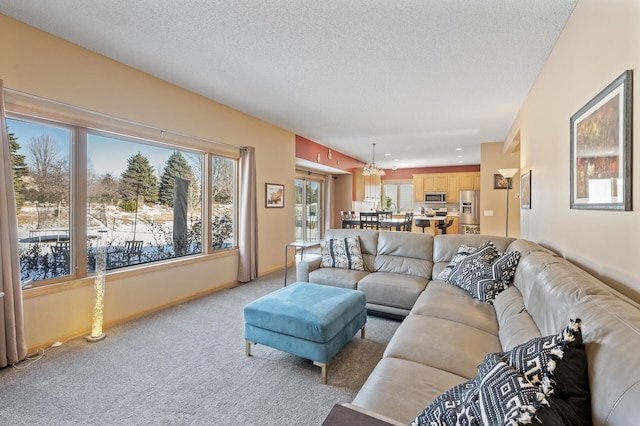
[0, 269, 400, 425]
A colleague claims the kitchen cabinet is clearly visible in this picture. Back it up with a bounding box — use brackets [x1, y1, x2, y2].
[422, 175, 435, 192]
[458, 173, 475, 190]
[412, 174, 424, 201]
[412, 172, 480, 202]
[435, 175, 448, 191]
[447, 176, 459, 203]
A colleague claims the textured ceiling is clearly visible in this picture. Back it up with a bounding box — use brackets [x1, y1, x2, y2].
[0, 0, 578, 171]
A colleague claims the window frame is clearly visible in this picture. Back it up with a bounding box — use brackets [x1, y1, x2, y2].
[383, 179, 413, 211]
[7, 109, 239, 289]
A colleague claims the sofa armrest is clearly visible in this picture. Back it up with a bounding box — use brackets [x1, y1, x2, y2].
[296, 257, 322, 282]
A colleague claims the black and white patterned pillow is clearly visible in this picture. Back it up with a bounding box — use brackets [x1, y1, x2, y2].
[412, 352, 544, 426]
[320, 237, 364, 271]
[436, 243, 479, 282]
[446, 241, 500, 285]
[454, 251, 521, 303]
[502, 319, 580, 393]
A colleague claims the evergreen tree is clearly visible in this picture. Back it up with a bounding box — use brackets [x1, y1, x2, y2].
[119, 152, 158, 204]
[8, 131, 28, 209]
[158, 151, 195, 207]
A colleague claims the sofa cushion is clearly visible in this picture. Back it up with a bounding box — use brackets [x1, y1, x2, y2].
[351, 357, 467, 425]
[498, 311, 542, 351]
[493, 286, 541, 350]
[308, 267, 369, 290]
[412, 320, 586, 426]
[320, 237, 364, 271]
[358, 272, 428, 311]
[411, 281, 499, 335]
[374, 231, 433, 279]
[384, 314, 502, 379]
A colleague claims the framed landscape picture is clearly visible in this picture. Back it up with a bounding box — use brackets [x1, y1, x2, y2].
[521, 170, 531, 209]
[570, 70, 633, 210]
[265, 183, 284, 208]
[493, 174, 512, 190]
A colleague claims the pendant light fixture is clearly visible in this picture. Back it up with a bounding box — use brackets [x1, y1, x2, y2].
[362, 143, 385, 176]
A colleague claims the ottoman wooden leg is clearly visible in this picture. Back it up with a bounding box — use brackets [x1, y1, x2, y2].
[246, 339, 255, 356]
[361, 325, 366, 339]
[313, 361, 327, 384]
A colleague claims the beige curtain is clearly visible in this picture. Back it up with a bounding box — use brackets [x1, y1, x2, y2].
[0, 81, 28, 366]
[237, 146, 258, 282]
[324, 175, 333, 232]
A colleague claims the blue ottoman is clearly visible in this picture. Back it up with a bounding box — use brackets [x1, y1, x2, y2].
[244, 282, 367, 384]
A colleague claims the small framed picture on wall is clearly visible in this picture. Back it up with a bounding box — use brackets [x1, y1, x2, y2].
[493, 174, 512, 190]
[265, 183, 284, 208]
[521, 170, 531, 209]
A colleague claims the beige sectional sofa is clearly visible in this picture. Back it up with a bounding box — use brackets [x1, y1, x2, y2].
[296, 229, 640, 425]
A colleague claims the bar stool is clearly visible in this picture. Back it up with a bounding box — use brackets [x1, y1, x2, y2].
[437, 219, 454, 234]
[415, 217, 431, 233]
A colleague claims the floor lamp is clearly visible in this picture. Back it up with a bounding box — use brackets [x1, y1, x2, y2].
[498, 168, 518, 238]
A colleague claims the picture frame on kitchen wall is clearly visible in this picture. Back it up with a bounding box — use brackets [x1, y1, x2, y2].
[570, 70, 633, 211]
[265, 183, 284, 208]
[521, 170, 531, 209]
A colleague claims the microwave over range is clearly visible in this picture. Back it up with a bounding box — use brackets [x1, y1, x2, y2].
[424, 192, 447, 203]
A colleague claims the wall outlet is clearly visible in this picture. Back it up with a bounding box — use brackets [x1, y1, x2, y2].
[484, 210, 494, 216]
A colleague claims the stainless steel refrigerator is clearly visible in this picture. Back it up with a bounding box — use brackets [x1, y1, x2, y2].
[459, 190, 480, 234]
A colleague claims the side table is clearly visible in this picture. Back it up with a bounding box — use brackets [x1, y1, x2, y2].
[283, 240, 320, 286]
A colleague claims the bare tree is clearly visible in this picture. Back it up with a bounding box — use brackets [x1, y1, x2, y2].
[25, 134, 69, 204]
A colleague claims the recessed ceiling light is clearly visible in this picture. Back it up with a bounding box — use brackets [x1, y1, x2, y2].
[384, 153, 391, 156]
[394, 159, 400, 162]
[457, 155, 463, 158]
[456, 147, 462, 151]
[458, 160, 463, 163]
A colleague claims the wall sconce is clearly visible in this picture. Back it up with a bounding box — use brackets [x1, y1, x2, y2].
[87, 229, 108, 342]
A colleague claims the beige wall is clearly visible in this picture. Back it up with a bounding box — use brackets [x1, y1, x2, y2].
[333, 174, 354, 228]
[480, 142, 520, 238]
[504, 0, 640, 299]
[1, 15, 296, 349]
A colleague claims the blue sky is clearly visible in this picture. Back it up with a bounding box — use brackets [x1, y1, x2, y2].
[7, 117, 183, 176]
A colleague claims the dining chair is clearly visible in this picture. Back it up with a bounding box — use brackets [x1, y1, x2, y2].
[359, 212, 379, 229]
[124, 240, 144, 264]
[341, 211, 355, 228]
[402, 212, 414, 232]
[377, 211, 393, 230]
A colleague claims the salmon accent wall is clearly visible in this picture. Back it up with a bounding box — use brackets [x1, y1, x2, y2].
[295, 135, 480, 178]
[295, 135, 363, 171]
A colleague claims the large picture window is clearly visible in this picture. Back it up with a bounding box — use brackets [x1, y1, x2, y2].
[7, 114, 238, 287]
[86, 132, 204, 272]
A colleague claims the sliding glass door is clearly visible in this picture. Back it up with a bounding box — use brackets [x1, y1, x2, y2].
[295, 177, 322, 241]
